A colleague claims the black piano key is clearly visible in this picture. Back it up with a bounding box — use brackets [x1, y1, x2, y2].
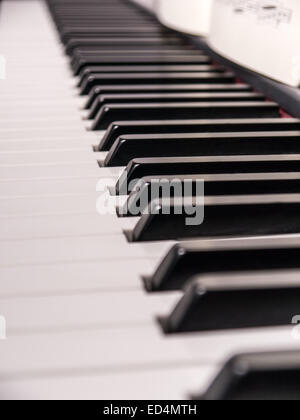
[64, 26, 175, 39]
[197, 351, 300, 400]
[66, 37, 186, 54]
[160, 280, 300, 333]
[81, 72, 235, 95]
[63, 28, 166, 37]
[87, 83, 250, 111]
[97, 102, 278, 134]
[57, 26, 163, 39]
[145, 240, 300, 292]
[79, 65, 219, 84]
[115, 154, 300, 195]
[61, 24, 158, 33]
[57, 22, 159, 40]
[61, 24, 190, 32]
[53, 7, 150, 16]
[79, 66, 224, 90]
[55, 9, 152, 15]
[60, 24, 164, 44]
[119, 173, 300, 217]
[74, 47, 201, 58]
[126, 195, 300, 242]
[104, 128, 300, 168]
[88, 92, 263, 120]
[70, 37, 185, 51]
[74, 56, 212, 74]
[59, 14, 156, 22]
[100, 118, 299, 151]
[80, 64, 215, 77]
[73, 51, 205, 73]
[53, 6, 151, 13]
[77, 55, 205, 73]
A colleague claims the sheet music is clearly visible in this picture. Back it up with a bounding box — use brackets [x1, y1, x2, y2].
[209, 0, 300, 86]
[156, 0, 213, 36]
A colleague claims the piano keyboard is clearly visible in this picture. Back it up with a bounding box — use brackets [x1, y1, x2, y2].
[1, 0, 300, 400]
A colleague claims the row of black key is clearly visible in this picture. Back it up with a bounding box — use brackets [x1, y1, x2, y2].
[48, 0, 300, 400]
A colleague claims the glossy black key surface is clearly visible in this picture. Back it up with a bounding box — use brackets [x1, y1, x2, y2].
[87, 92, 263, 120]
[100, 118, 299, 151]
[145, 239, 300, 291]
[60, 29, 170, 43]
[59, 19, 153, 25]
[119, 173, 300, 217]
[65, 28, 178, 42]
[79, 66, 220, 87]
[72, 50, 205, 73]
[74, 48, 202, 59]
[115, 154, 300, 195]
[79, 67, 224, 89]
[96, 102, 279, 134]
[74, 56, 212, 74]
[63, 28, 167, 38]
[197, 351, 300, 400]
[104, 129, 299, 168]
[80, 72, 235, 95]
[71, 36, 185, 50]
[80, 65, 215, 79]
[61, 23, 158, 32]
[86, 83, 250, 111]
[126, 195, 300, 242]
[160, 280, 300, 333]
[66, 37, 185, 54]
[56, 24, 158, 37]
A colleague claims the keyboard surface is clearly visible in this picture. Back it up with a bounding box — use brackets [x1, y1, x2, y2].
[1, 0, 300, 400]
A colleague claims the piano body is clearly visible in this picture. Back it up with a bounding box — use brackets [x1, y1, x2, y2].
[1, 0, 300, 400]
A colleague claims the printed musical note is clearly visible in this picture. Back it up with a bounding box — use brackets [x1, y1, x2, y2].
[216, 0, 293, 26]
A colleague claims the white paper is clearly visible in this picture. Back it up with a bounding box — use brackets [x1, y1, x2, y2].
[209, 0, 300, 86]
[131, 0, 156, 11]
[156, 0, 213, 36]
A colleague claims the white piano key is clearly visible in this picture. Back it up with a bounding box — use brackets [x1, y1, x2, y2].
[0, 164, 123, 181]
[0, 128, 99, 143]
[0, 109, 84, 120]
[7, 0, 300, 401]
[0, 177, 101, 196]
[0, 234, 173, 266]
[0, 90, 76, 100]
[0, 163, 100, 180]
[0, 177, 122, 202]
[0, 149, 99, 165]
[0, 119, 85, 130]
[0, 105, 83, 116]
[0, 139, 98, 152]
[0, 96, 85, 108]
[78, 96, 90, 109]
[0, 325, 299, 378]
[81, 110, 90, 120]
[0, 259, 157, 298]
[0, 213, 139, 239]
[0, 91, 79, 101]
[1, 81, 76, 89]
[0, 290, 182, 333]
[0, 364, 218, 400]
[0, 192, 126, 216]
[0, 194, 100, 216]
[0, 132, 96, 145]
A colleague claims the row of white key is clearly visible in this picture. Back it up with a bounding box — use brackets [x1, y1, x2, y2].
[1, 0, 300, 400]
